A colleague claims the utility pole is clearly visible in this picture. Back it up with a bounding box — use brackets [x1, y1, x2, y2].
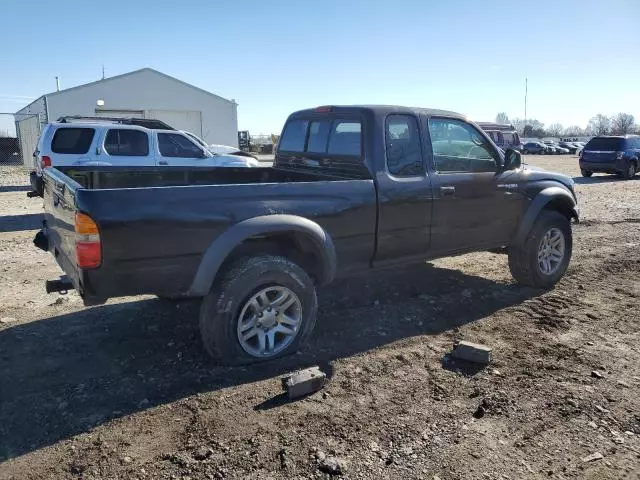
[102, 65, 105, 80]
[55, 76, 60, 92]
[524, 77, 528, 131]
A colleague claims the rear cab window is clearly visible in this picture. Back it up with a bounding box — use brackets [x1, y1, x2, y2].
[277, 114, 366, 176]
[327, 121, 361, 156]
[278, 118, 363, 157]
[51, 128, 95, 154]
[278, 119, 308, 152]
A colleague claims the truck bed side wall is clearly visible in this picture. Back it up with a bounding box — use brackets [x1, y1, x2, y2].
[76, 180, 377, 298]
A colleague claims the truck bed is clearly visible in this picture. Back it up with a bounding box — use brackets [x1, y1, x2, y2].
[43, 166, 377, 304]
[58, 165, 366, 190]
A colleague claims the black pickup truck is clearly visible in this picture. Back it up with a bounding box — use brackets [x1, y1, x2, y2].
[35, 105, 579, 364]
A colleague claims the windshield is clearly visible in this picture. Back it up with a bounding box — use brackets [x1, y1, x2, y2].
[183, 131, 208, 149]
[585, 137, 623, 151]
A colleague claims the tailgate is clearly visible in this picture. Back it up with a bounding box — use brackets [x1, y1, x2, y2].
[40, 168, 84, 293]
[581, 150, 616, 163]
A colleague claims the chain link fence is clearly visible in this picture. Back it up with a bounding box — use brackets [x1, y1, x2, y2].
[0, 113, 42, 166]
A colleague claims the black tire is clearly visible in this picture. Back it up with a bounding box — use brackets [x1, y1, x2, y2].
[581, 169, 593, 178]
[622, 161, 637, 180]
[199, 255, 317, 364]
[523, 149, 529, 155]
[508, 210, 572, 288]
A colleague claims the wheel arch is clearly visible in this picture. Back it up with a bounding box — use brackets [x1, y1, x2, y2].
[188, 215, 337, 296]
[514, 187, 578, 245]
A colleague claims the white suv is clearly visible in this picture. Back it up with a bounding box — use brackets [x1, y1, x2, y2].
[29, 117, 258, 195]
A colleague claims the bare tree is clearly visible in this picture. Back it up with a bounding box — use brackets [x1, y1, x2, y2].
[495, 112, 510, 124]
[587, 114, 611, 135]
[510, 118, 525, 134]
[0, 130, 10, 137]
[563, 125, 584, 136]
[547, 123, 563, 137]
[523, 119, 546, 138]
[611, 113, 635, 135]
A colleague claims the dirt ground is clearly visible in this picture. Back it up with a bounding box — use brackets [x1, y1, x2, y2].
[0, 157, 639, 480]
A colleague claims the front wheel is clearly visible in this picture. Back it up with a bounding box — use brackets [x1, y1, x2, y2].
[199, 255, 318, 364]
[523, 149, 529, 155]
[508, 210, 572, 288]
[581, 169, 593, 178]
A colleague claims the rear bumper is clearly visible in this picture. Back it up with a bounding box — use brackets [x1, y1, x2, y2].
[579, 160, 621, 173]
[34, 228, 107, 306]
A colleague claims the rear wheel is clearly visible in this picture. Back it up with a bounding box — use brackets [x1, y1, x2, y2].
[581, 169, 593, 178]
[622, 161, 637, 180]
[199, 255, 317, 364]
[508, 210, 572, 288]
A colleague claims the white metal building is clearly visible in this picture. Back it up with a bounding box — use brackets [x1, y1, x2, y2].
[14, 68, 238, 164]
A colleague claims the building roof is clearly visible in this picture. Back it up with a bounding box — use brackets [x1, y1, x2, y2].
[16, 68, 235, 115]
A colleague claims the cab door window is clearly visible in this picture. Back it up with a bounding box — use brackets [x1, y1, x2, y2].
[428, 118, 499, 173]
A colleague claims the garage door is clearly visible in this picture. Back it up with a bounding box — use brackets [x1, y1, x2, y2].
[147, 110, 202, 137]
[94, 109, 144, 119]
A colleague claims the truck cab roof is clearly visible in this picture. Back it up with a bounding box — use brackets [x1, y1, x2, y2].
[288, 105, 467, 120]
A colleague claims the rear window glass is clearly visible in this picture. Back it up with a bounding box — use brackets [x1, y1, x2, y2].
[327, 121, 361, 156]
[105, 129, 149, 156]
[307, 120, 331, 153]
[585, 137, 623, 151]
[279, 119, 308, 152]
[51, 128, 95, 154]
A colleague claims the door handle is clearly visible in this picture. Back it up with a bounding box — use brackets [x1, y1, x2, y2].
[440, 186, 456, 196]
[158, 161, 168, 166]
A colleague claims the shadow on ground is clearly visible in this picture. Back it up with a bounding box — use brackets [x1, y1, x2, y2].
[572, 174, 639, 185]
[0, 213, 43, 233]
[0, 262, 538, 461]
[0, 185, 31, 193]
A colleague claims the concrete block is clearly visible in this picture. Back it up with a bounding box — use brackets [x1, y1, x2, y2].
[282, 366, 327, 399]
[452, 341, 492, 364]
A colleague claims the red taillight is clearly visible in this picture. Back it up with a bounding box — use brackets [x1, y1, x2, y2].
[314, 106, 332, 113]
[75, 213, 101, 268]
[41, 155, 51, 168]
[76, 242, 102, 269]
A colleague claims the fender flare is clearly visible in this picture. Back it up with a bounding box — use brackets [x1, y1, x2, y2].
[187, 214, 337, 296]
[514, 187, 579, 245]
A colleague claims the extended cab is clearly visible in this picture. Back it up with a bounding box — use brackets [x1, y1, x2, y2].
[35, 105, 579, 364]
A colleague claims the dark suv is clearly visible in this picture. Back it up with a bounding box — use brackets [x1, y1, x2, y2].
[580, 135, 640, 179]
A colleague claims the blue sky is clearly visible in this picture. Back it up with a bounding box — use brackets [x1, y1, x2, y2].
[1, 0, 639, 135]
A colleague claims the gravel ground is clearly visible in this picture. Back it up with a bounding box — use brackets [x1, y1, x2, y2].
[0, 157, 639, 480]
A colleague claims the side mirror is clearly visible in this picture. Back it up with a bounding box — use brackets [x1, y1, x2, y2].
[503, 148, 522, 170]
